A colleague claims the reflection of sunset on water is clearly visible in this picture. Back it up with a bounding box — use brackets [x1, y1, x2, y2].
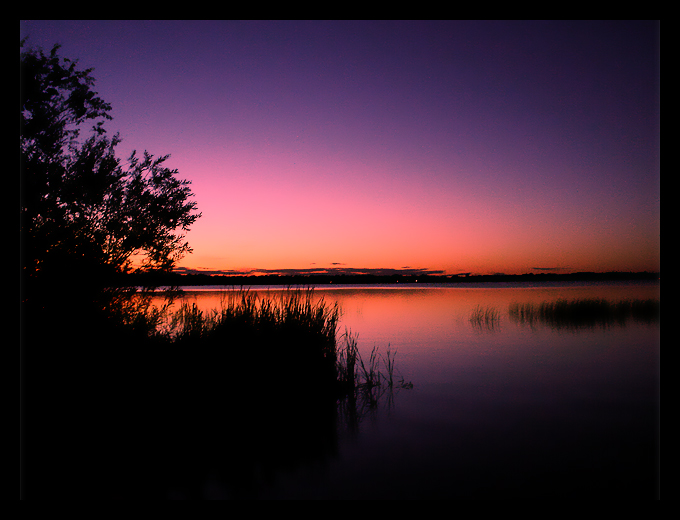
[151, 281, 659, 385]
[143, 281, 659, 497]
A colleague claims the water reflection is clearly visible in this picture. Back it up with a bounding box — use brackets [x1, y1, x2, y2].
[144, 282, 659, 498]
[151, 357, 410, 499]
[151, 371, 341, 499]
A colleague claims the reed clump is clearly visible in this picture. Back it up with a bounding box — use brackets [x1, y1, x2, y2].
[336, 329, 412, 394]
[469, 304, 501, 330]
[334, 328, 412, 426]
[151, 287, 411, 399]
[25, 286, 411, 498]
[509, 297, 660, 329]
[168, 287, 338, 345]
[153, 288, 341, 395]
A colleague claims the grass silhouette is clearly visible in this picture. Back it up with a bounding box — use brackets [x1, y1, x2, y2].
[154, 287, 411, 397]
[469, 304, 501, 331]
[508, 297, 660, 329]
[23, 286, 411, 498]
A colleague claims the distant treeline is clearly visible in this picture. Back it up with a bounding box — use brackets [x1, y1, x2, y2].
[112, 270, 660, 288]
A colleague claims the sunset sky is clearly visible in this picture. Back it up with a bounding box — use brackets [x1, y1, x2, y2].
[20, 20, 660, 276]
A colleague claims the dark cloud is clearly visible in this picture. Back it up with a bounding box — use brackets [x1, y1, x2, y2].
[173, 267, 256, 276]
[174, 266, 446, 277]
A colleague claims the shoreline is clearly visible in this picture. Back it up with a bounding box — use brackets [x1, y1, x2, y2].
[115, 271, 660, 288]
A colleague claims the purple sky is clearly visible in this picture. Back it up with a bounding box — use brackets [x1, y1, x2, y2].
[20, 20, 660, 275]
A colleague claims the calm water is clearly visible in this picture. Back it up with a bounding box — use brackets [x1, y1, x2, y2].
[152, 281, 660, 499]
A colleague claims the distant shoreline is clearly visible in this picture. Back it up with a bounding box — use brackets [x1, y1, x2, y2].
[115, 270, 660, 288]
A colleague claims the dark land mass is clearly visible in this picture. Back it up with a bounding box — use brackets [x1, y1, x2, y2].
[114, 270, 660, 288]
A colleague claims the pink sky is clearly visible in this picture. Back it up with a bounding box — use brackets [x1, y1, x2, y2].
[21, 21, 660, 275]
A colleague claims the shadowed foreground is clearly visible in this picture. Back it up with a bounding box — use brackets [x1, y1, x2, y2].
[22, 288, 407, 498]
[23, 288, 658, 499]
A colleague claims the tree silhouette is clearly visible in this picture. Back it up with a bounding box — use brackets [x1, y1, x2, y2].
[20, 40, 201, 313]
[20, 40, 205, 499]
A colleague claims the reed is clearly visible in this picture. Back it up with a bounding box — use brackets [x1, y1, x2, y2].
[25, 286, 411, 498]
[166, 287, 339, 343]
[336, 328, 359, 390]
[147, 288, 412, 398]
[509, 297, 659, 329]
[336, 329, 412, 394]
[469, 304, 501, 330]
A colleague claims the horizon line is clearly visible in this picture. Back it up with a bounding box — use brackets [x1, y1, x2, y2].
[170, 266, 659, 278]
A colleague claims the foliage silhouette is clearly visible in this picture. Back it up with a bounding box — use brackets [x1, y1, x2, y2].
[20, 40, 200, 498]
[20, 39, 200, 318]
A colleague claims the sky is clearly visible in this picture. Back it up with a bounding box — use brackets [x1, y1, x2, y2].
[20, 20, 660, 276]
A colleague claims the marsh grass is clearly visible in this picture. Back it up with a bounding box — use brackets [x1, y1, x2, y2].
[469, 304, 501, 331]
[509, 297, 660, 330]
[337, 329, 411, 390]
[335, 328, 413, 424]
[147, 287, 411, 400]
[25, 286, 411, 498]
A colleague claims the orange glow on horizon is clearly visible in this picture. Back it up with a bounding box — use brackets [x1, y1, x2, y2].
[173, 155, 659, 276]
[23, 21, 658, 279]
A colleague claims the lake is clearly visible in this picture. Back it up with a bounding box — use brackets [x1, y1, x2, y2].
[149, 281, 660, 499]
